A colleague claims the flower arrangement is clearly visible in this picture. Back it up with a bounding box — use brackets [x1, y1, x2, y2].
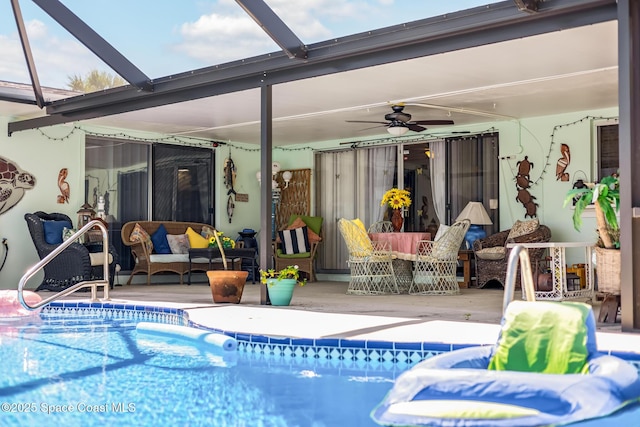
[208, 231, 236, 249]
[260, 265, 307, 286]
[381, 188, 412, 210]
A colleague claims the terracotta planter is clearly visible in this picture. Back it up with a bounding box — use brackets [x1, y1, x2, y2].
[266, 278, 297, 306]
[207, 270, 249, 303]
[391, 209, 403, 232]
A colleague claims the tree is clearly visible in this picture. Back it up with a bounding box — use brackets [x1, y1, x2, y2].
[66, 70, 126, 93]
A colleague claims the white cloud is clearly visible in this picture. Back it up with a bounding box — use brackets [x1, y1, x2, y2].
[173, 0, 377, 65]
[25, 19, 47, 39]
[3, 19, 109, 89]
[0, 34, 30, 83]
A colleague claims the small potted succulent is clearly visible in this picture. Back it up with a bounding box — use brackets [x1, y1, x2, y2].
[260, 265, 306, 306]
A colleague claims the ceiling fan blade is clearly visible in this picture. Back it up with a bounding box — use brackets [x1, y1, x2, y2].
[412, 120, 455, 125]
[407, 124, 426, 132]
[358, 125, 387, 131]
[345, 120, 388, 125]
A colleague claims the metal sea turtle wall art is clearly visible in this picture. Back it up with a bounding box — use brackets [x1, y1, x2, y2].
[514, 155, 538, 218]
[0, 156, 36, 215]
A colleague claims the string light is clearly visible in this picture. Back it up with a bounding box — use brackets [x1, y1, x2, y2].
[517, 115, 618, 186]
[35, 125, 315, 152]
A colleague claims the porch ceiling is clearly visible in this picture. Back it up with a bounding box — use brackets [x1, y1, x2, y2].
[1, 5, 618, 147]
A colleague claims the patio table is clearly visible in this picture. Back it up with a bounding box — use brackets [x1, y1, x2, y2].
[369, 232, 430, 292]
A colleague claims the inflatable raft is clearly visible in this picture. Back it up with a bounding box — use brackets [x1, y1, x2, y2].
[372, 301, 640, 427]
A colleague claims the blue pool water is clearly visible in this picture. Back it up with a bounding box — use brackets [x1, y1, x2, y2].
[1, 307, 639, 427]
[0, 310, 394, 426]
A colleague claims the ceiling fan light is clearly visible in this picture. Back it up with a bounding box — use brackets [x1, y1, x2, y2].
[387, 124, 409, 136]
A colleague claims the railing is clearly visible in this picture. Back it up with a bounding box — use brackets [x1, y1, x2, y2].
[18, 220, 111, 310]
[502, 244, 537, 315]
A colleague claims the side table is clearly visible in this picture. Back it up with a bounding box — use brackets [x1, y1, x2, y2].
[188, 247, 257, 285]
[457, 250, 474, 288]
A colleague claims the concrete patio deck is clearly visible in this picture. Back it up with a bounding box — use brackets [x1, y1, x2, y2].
[50, 276, 636, 355]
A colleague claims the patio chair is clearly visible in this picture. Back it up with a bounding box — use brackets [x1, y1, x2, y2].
[273, 215, 323, 282]
[409, 219, 470, 295]
[337, 218, 399, 295]
[367, 220, 394, 233]
[473, 220, 551, 289]
[24, 211, 117, 292]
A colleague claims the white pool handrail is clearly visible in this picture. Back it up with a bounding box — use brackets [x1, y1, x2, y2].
[18, 220, 111, 310]
[502, 244, 537, 315]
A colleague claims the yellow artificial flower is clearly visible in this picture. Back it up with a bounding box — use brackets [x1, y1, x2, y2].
[381, 188, 412, 209]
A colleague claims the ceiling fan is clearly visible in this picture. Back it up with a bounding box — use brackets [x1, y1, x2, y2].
[346, 104, 455, 135]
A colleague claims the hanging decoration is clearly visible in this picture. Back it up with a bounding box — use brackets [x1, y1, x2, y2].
[223, 157, 237, 196]
[514, 156, 538, 218]
[0, 156, 36, 215]
[224, 154, 237, 223]
[555, 143, 571, 181]
[57, 168, 70, 203]
[227, 195, 235, 224]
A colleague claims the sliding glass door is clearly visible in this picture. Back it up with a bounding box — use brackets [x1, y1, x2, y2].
[85, 139, 214, 273]
[315, 133, 499, 272]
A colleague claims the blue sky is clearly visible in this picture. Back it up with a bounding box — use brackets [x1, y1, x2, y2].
[0, 0, 490, 90]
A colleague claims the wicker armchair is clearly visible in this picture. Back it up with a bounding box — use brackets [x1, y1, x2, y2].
[473, 223, 551, 289]
[25, 211, 117, 291]
[338, 218, 399, 295]
[409, 219, 470, 295]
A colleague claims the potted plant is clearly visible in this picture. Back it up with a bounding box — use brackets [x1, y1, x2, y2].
[260, 265, 307, 306]
[208, 231, 236, 249]
[206, 229, 247, 304]
[380, 188, 412, 232]
[564, 174, 620, 294]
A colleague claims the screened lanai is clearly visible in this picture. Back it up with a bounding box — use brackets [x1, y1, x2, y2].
[1, 0, 639, 331]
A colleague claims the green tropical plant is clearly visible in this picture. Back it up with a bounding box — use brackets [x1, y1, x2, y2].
[260, 265, 307, 286]
[564, 174, 620, 249]
[66, 70, 126, 93]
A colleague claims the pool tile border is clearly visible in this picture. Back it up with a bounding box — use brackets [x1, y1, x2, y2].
[46, 301, 640, 374]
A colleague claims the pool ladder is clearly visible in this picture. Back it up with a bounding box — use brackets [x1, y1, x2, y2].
[502, 245, 537, 315]
[18, 220, 111, 311]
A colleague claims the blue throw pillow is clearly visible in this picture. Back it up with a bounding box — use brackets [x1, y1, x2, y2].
[43, 220, 72, 245]
[278, 226, 310, 254]
[151, 224, 172, 254]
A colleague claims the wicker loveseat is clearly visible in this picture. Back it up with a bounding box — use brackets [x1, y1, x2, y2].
[472, 220, 551, 289]
[121, 221, 232, 285]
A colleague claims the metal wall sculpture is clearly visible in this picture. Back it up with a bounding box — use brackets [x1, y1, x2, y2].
[0, 156, 36, 215]
[515, 156, 538, 218]
[57, 168, 70, 203]
[555, 143, 571, 181]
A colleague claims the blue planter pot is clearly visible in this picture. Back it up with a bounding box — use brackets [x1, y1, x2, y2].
[266, 278, 297, 306]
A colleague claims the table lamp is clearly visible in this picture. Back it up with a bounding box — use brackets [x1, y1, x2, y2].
[456, 201, 493, 249]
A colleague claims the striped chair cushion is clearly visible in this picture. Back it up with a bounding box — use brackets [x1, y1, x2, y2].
[278, 226, 311, 254]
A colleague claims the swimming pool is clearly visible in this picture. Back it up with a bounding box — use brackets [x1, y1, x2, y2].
[1, 302, 639, 426]
[0, 304, 400, 426]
